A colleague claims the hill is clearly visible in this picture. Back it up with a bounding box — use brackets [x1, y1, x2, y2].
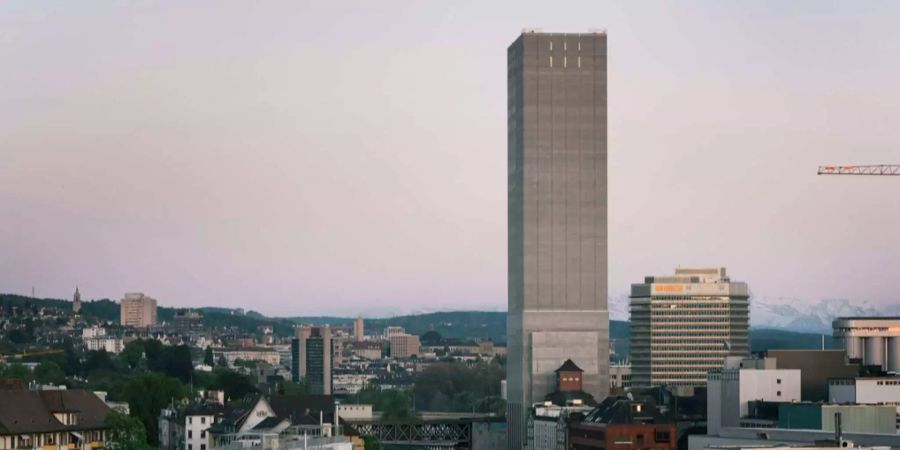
[1, 294, 838, 352]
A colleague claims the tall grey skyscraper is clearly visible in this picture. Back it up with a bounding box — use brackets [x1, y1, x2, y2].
[507, 30, 609, 449]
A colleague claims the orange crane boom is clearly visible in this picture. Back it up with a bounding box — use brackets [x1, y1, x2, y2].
[0, 349, 64, 361]
[818, 165, 900, 175]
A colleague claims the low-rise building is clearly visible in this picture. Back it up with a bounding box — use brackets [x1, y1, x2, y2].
[0, 389, 112, 450]
[84, 337, 124, 354]
[707, 356, 801, 435]
[218, 347, 281, 367]
[609, 362, 631, 391]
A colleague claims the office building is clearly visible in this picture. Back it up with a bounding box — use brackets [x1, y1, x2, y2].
[72, 286, 81, 314]
[833, 317, 900, 371]
[383, 326, 405, 338]
[293, 326, 333, 395]
[630, 267, 749, 387]
[119, 292, 158, 327]
[388, 334, 420, 359]
[354, 316, 364, 342]
[507, 30, 610, 449]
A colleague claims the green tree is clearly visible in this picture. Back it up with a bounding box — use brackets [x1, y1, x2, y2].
[122, 373, 188, 445]
[359, 381, 415, 421]
[203, 346, 214, 366]
[34, 361, 66, 386]
[214, 368, 258, 401]
[363, 436, 382, 450]
[420, 330, 443, 345]
[0, 363, 32, 381]
[159, 345, 193, 382]
[120, 341, 146, 370]
[104, 410, 154, 450]
[279, 379, 308, 396]
[412, 362, 504, 413]
[85, 350, 115, 373]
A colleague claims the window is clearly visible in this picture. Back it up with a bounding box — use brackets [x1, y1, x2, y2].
[201, 417, 206, 424]
[189, 446, 193, 450]
[189, 417, 193, 424]
[655, 430, 671, 443]
[189, 430, 193, 439]
[777, 391, 782, 396]
[201, 430, 206, 438]
[201, 446, 206, 450]
[777, 379, 781, 384]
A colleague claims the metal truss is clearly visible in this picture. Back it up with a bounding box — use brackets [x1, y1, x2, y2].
[817, 165, 900, 176]
[355, 421, 472, 448]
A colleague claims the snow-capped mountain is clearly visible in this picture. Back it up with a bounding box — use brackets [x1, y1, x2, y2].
[750, 297, 900, 332]
[608, 294, 897, 333]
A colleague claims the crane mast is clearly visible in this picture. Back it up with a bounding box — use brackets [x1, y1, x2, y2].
[818, 165, 900, 176]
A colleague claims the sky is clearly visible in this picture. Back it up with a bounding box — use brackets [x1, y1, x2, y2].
[2, 1, 900, 317]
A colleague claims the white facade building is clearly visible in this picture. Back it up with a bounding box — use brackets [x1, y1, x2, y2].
[185, 411, 216, 450]
[82, 327, 106, 339]
[708, 357, 801, 435]
[830, 377, 900, 406]
[85, 337, 124, 354]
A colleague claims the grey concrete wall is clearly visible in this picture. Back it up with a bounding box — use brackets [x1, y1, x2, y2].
[508, 30, 609, 450]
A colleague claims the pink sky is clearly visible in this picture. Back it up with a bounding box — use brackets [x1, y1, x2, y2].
[2, 1, 900, 316]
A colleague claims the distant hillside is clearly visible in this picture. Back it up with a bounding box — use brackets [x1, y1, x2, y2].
[0, 294, 294, 336]
[0, 294, 841, 352]
[292, 311, 507, 342]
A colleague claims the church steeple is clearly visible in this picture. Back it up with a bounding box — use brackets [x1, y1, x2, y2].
[73, 286, 82, 314]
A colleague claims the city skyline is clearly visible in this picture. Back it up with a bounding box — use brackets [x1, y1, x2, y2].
[4, 1, 900, 316]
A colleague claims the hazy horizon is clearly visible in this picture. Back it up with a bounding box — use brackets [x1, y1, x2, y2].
[3, 1, 900, 316]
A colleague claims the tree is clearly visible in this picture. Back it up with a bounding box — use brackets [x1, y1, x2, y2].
[363, 436, 382, 450]
[34, 361, 66, 386]
[279, 379, 308, 396]
[358, 381, 415, 421]
[214, 368, 258, 401]
[122, 373, 188, 446]
[120, 341, 146, 370]
[159, 345, 193, 382]
[104, 410, 153, 450]
[420, 330, 443, 345]
[203, 346, 214, 366]
[412, 362, 504, 413]
[84, 350, 115, 373]
[0, 363, 32, 381]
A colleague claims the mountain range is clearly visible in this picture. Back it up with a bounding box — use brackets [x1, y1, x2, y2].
[609, 295, 893, 334]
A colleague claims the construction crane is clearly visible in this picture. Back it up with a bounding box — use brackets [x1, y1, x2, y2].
[0, 349, 64, 362]
[818, 165, 900, 176]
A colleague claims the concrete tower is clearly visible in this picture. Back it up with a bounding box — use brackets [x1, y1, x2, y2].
[354, 316, 364, 342]
[507, 30, 610, 449]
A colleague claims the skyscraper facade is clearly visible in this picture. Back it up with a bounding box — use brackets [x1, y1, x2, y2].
[119, 292, 157, 327]
[507, 30, 610, 449]
[294, 325, 333, 395]
[629, 267, 749, 387]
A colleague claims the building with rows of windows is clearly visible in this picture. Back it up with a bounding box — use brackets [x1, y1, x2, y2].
[629, 267, 749, 387]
